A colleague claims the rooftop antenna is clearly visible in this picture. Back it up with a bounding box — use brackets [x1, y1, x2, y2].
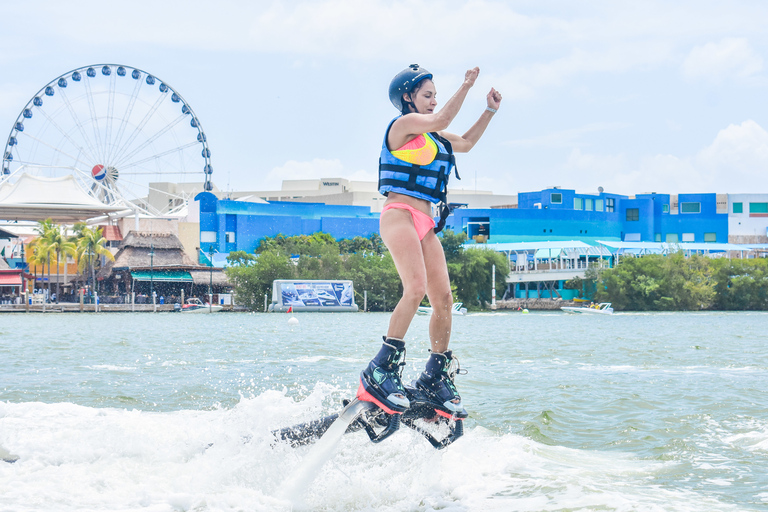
[598, 186, 604, 193]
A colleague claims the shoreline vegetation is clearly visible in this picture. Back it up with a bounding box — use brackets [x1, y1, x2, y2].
[225, 230, 508, 312]
[226, 234, 768, 313]
[579, 253, 768, 311]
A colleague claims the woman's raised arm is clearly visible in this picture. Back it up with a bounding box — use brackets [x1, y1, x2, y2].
[388, 67, 480, 148]
[439, 87, 502, 153]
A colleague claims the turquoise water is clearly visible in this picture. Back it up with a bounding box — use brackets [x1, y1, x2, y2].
[1, 311, 767, 511]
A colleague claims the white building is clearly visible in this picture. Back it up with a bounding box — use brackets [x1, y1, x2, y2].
[220, 177, 519, 213]
[728, 194, 768, 244]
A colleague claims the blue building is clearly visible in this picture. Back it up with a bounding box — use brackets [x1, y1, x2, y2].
[448, 188, 728, 245]
[620, 193, 727, 244]
[196, 192, 379, 258]
[195, 187, 730, 263]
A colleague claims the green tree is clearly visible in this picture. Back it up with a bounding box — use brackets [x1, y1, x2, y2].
[439, 229, 468, 262]
[448, 246, 509, 308]
[595, 252, 715, 311]
[338, 233, 386, 255]
[30, 219, 57, 298]
[342, 251, 401, 311]
[43, 223, 77, 302]
[296, 243, 343, 280]
[712, 258, 768, 310]
[74, 224, 115, 294]
[228, 230, 513, 312]
[225, 248, 295, 309]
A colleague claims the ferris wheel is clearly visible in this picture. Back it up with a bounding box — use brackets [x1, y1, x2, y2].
[2, 64, 213, 217]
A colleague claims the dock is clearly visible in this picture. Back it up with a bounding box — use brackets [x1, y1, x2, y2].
[0, 303, 238, 313]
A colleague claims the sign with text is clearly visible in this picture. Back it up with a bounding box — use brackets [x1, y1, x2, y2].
[270, 280, 358, 312]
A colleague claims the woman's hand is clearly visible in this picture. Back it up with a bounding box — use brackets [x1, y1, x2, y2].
[464, 67, 480, 87]
[487, 87, 502, 110]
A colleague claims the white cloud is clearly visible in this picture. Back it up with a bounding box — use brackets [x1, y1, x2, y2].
[682, 38, 763, 83]
[694, 120, 768, 192]
[557, 120, 768, 194]
[506, 122, 631, 148]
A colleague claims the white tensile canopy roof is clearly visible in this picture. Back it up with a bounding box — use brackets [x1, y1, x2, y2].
[0, 172, 129, 222]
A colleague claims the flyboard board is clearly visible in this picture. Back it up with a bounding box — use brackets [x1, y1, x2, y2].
[274, 380, 467, 449]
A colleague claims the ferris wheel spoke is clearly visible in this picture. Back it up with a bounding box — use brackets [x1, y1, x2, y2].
[112, 113, 188, 169]
[111, 91, 168, 165]
[82, 76, 108, 163]
[56, 87, 101, 164]
[16, 131, 91, 168]
[92, 179, 151, 214]
[120, 142, 197, 174]
[104, 73, 117, 164]
[109, 76, 144, 166]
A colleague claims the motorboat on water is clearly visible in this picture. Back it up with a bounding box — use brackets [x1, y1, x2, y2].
[181, 297, 223, 313]
[561, 302, 614, 315]
[416, 302, 468, 316]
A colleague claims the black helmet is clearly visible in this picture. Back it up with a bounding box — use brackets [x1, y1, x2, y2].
[388, 64, 433, 112]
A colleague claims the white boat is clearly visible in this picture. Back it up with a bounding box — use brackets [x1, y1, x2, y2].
[561, 302, 614, 315]
[416, 302, 468, 316]
[181, 298, 223, 313]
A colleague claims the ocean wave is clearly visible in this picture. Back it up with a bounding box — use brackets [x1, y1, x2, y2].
[0, 394, 746, 512]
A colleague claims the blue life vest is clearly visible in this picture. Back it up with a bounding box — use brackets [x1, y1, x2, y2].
[378, 117, 458, 204]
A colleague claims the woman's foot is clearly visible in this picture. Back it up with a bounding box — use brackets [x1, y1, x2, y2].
[414, 350, 466, 415]
[358, 337, 410, 414]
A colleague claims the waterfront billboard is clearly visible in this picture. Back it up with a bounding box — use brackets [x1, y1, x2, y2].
[269, 280, 358, 312]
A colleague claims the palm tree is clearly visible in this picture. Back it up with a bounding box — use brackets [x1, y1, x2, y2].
[75, 225, 115, 295]
[26, 240, 49, 298]
[30, 219, 57, 300]
[44, 225, 77, 302]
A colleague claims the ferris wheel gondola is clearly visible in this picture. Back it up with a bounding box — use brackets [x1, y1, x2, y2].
[2, 64, 213, 218]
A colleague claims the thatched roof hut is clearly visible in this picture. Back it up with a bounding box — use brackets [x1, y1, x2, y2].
[96, 231, 232, 299]
[99, 231, 196, 276]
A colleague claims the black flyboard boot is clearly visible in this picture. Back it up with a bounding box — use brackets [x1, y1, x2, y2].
[358, 337, 410, 414]
[414, 350, 468, 418]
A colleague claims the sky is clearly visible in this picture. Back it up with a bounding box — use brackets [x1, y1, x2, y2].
[1, 0, 767, 198]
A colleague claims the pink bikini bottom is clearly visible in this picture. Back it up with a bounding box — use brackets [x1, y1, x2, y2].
[382, 202, 435, 241]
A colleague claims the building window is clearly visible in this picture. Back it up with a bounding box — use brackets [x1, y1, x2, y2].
[226, 232, 236, 243]
[584, 198, 593, 211]
[749, 202, 768, 216]
[704, 232, 717, 242]
[551, 193, 562, 204]
[626, 208, 640, 221]
[606, 198, 615, 212]
[574, 197, 583, 210]
[682, 233, 695, 242]
[468, 219, 490, 240]
[680, 202, 700, 213]
[662, 204, 669, 213]
[666, 233, 679, 243]
[200, 231, 216, 243]
[733, 202, 743, 214]
[595, 199, 604, 211]
[655, 233, 661, 242]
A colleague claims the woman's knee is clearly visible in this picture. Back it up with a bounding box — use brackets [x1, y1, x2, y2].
[401, 280, 427, 304]
[430, 288, 453, 309]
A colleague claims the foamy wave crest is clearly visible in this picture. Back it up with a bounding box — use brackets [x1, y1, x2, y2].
[726, 425, 768, 452]
[0, 392, 743, 512]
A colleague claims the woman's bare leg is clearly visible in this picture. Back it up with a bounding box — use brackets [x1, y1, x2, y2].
[379, 208, 428, 339]
[422, 231, 453, 353]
